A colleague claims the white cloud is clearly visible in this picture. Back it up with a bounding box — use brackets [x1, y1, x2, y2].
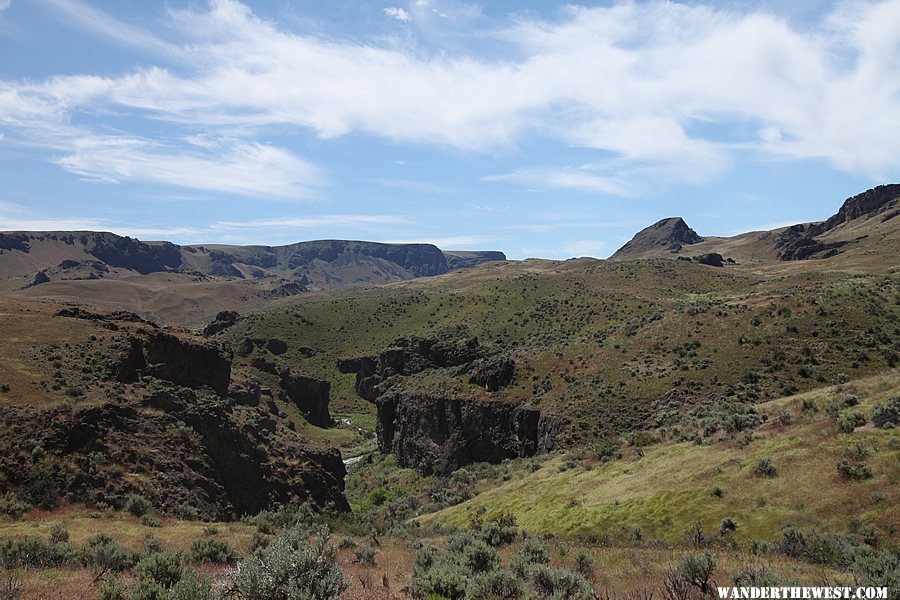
[38, 0, 173, 55]
[384, 7, 411, 22]
[484, 168, 633, 196]
[55, 136, 323, 199]
[2, 0, 900, 196]
[0, 0, 10, 12]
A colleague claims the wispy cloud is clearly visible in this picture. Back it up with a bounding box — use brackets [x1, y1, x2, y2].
[383, 234, 499, 248]
[384, 7, 411, 22]
[0, 0, 11, 12]
[2, 0, 900, 199]
[38, 0, 174, 55]
[211, 214, 408, 230]
[56, 136, 323, 199]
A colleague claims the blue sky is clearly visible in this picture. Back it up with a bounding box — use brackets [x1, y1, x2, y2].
[1, 0, 898, 259]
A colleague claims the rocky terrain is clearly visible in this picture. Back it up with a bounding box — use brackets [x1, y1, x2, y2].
[610, 184, 900, 266]
[0, 307, 348, 520]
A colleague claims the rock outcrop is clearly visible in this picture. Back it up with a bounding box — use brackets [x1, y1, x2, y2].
[279, 370, 333, 427]
[0, 385, 349, 519]
[611, 217, 704, 260]
[443, 250, 507, 270]
[376, 393, 564, 475]
[202, 311, 241, 336]
[113, 330, 232, 395]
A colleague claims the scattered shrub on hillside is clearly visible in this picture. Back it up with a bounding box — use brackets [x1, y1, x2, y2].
[718, 518, 738, 537]
[0, 384, 10, 393]
[49, 522, 69, 543]
[98, 575, 127, 600]
[465, 569, 524, 599]
[510, 537, 551, 577]
[672, 552, 717, 596]
[575, 548, 594, 579]
[141, 514, 162, 528]
[527, 563, 595, 599]
[753, 458, 777, 477]
[79, 534, 136, 582]
[0, 535, 75, 568]
[133, 550, 184, 589]
[169, 568, 217, 600]
[836, 459, 873, 481]
[477, 512, 519, 547]
[836, 411, 867, 434]
[711, 486, 725, 498]
[189, 538, 234, 564]
[353, 543, 377, 566]
[870, 396, 899, 428]
[175, 502, 200, 521]
[124, 494, 152, 517]
[851, 549, 900, 590]
[0, 493, 30, 519]
[336, 536, 357, 550]
[685, 520, 707, 549]
[0, 557, 21, 600]
[228, 523, 348, 600]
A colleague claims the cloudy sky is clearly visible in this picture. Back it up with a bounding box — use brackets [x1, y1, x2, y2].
[1, 0, 898, 258]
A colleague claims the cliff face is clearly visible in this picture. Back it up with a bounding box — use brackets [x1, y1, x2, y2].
[2, 384, 348, 520]
[279, 370, 333, 427]
[341, 327, 561, 475]
[376, 393, 564, 476]
[0, 309, 349, 518]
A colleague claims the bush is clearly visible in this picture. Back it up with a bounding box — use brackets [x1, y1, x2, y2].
[0, 535, 75, 568]
[575, 548, 593, 578]
[675, 552, 717, 595]
[353, 544, 377, 566]
[478, 513, 519, 547]
[527, 564, 594, 599]
[49, 522, 69, 543]
[837, 411, 866, 433]
[0, 493, 30, 519]
[141, 515, 162, 528]
[170, 569, 217, 600]
[189, 538, 234, 564]
[80, 534, 135, 581]
[465, 569, 524, 599]
[175, 503, 200, 521]
[124, 494, 152, 517]
[836, 459, 873, 480]
[870, 396, 899, 428]
[98, 575, 127, 600]
[133, 551, 184, 588]
[509, 537, 550, 577]
[231, 524, 348, 600]
[753, 458, 777, 477]
[462, 539, 500, 574]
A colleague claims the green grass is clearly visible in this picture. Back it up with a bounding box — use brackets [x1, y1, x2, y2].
[419, 371, 900, 543]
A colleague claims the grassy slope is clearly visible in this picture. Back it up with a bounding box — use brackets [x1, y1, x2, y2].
[421, 371, 899, 543]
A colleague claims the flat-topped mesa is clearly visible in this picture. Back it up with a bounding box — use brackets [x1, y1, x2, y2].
[610, 217, 703, 260]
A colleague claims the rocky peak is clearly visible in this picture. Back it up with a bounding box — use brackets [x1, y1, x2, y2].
[819, 183, 900, 233]
[610, 217, 703, 259]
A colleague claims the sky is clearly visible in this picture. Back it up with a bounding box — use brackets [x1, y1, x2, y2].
[1, 0, 899, 259]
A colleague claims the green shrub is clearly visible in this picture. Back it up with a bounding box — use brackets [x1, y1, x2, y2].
[49, 522, 69, 543]
[231, 523, 348, 600]
[851, 549, 900, 590]
[675, 552, 717, 595]
[353, 544, 377, 566]
[169, 569, 217, 600]
[189, 538, 234, 564]
[478, 513, 519, 547]
[465, 569, 524, 599]
[837, 411, 866, 433]
[575, 549, 593, 578]
[175, 503, 200, 521]
[509, 537, 550, 577]
[80, 534, 135, 581]
[411, 555, 469, 599]
[753, 458, 777, 477]
[336, 536, 357, 550]
[0, 535, 75, 568]
[0, 493, 30, 519]
[462, 539, 500, 574]
[133, 551, 184, 588]
[836, 459, 873, 480]
[870, 396, 899, 428]
[141, 515, 162, 528]
[98, 575, 127, 600]
[526, 564, 594, 599]
[124, 494, 152, 517]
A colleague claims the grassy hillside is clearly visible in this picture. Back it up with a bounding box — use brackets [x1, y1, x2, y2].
[420, 372, 899, 543]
